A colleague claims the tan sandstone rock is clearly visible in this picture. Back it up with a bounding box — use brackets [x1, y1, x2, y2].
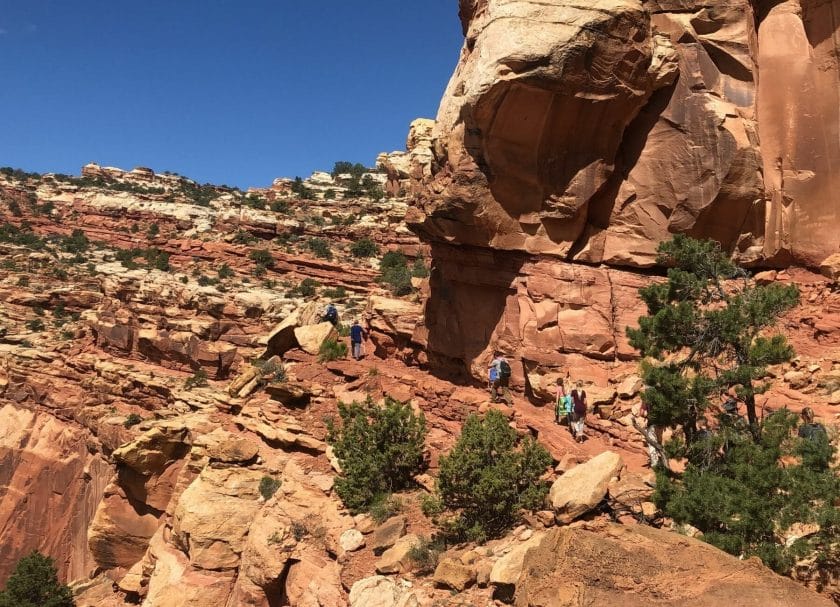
[549, 451, 624, 523]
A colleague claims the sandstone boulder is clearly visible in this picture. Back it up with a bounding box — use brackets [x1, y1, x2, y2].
[820, 254, 840, 281]
[340, 528, 365, 552]
[294, 322, 339, 356]
[370, 515, 407, 555]
[549, 451, 623, 523]
[348, 575, 402, 607]
[513, 523, 835, 606]
[433, 557, 476, 591]
[376, 533, 420, 574]
[489, 532, 546, 588]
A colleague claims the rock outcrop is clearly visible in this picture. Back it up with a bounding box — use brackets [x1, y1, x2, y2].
[410, 0, 840, 269]
[513, 522, 836, 606]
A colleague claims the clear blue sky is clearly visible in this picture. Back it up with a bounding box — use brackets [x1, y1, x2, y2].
[0, 1, 463, 188]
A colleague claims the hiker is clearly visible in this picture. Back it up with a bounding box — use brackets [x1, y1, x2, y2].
[488, 353, 512, 405]
[488, 363, 499, 391]
[322, 302, 339, 327]
[554, 377, 570, 425]
[569, 381, 587, 442]
[349, 319, 366, 360]
[798, 407, 828, 442]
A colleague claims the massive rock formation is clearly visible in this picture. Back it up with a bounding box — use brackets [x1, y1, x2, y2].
[410, 0, 840, 268]
[408, 0, 840, 381]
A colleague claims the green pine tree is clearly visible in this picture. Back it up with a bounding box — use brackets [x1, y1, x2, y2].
[627, 234, 799, 440]
[628, 236, 840, 574]
[0, 551, 74, 607]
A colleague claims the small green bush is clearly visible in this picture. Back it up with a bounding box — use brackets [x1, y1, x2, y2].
[218, 264, 234, 279]
[411, 257, 429, 278]
[184, 369, 209, 390]
[0, 551, 74, 607]
[407, 536, 444, 575]
[25, 319, 45, 332]
[233, 230, 257, 245]
[249, 248, 274, 268]
[318, 338, 347, 362]
[379, 251, 412, 296]
[61, 229, 89, 254]
[259, 476, 282, 500]
[123, 413, 143, 428]
[350, 238, 378, 258]
[17, 276, 29, 287]
[243, 195, 266, 210]
[322, 286, 348, 300]
[307, 237, 332, 260]
[326, 397, 427, 513]
[146, 223, 160, 239]
[436, 409, 552, 542]
[270, 199, 290, 213]
[290, 277, 319, 298]
[370, 494, 403, 524]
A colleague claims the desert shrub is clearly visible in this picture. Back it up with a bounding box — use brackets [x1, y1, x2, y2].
[290, 277, 319, 298]
[0, 222, 45, 250]
[291, 177, 316, 200]
[217, 264, 234, 279]
[307, 237, 332, 260]
[326, 397, 427, 513]
[184, 368, 209, 390]
[350, 238, 378, 258]
[243, 195, 266, 210]
[0, 550, 74, 607]
[123, 413, 143, 428]
[144, 248, 170, 271]
[323, 189, 336, 200]
[61, 229, 89, 254]
[25, 319, 45, 332]
[322, 286, 347, 300]
[249, 248, 274, 268]
[379, 251, 412, 296]
[318, 338, 347, 362]
[270, 199, 290, 213]
[407, 536, 444, 575]
[17, 276, 29, 287]
[411, 257, 429, 278]
[233, 230, 257, 245]
[259, 476, 282, 500]
[146, 223, 160, 239]
[197, 274, 218, 287]
[436, 409, 552, 542]
[370, 494, 403, 524]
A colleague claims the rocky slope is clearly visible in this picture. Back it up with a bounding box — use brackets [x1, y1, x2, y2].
[2, 1, 840, 604]
[0, 152, 838, 606]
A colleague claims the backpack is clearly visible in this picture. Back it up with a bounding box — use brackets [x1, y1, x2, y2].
[571, 389, 587, 415]
[498, 359, 512, 378]
[489, 366, 499, 382]
[325, 305, 337, 321]
[799, 423, 827, 442]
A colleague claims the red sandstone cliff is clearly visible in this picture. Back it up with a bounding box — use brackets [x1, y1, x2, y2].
[410, 0, 840, 269]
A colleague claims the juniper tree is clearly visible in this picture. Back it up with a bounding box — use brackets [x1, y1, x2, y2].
[628, 236, 840, 574]
[627, 235, 800, 441]
[0, 551, 74, 607]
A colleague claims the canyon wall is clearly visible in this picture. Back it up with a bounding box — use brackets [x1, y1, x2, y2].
[409, 0, 840, 379]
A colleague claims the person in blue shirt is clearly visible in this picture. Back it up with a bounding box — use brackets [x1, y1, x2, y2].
[350, 319, 366, 360]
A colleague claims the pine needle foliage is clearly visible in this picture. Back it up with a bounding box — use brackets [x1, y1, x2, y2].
[326, 397, 427, 513]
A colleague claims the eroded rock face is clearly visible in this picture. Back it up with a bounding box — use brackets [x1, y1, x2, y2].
[513, 523, 836, 606]
[411, 0, 840, 268]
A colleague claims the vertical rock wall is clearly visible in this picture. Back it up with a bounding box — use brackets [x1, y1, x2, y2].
[410, 0, 840, 378]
